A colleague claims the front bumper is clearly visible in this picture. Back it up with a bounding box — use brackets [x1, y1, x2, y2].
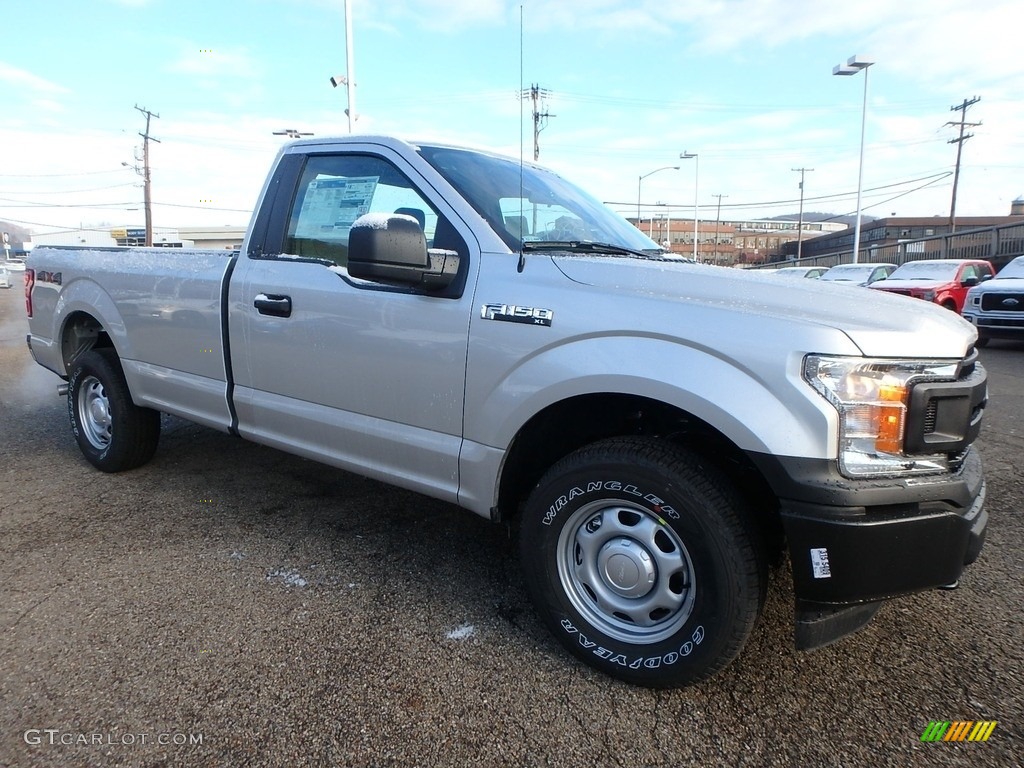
[749, 447, 987, 648]
[964, 312, 1024, 339]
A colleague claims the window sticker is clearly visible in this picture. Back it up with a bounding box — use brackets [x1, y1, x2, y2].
[294, 176, 379, 239]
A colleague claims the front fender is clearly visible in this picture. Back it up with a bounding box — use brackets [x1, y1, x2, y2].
[464, 334, 847, 462]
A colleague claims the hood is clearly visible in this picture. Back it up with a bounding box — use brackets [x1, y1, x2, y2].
[969, 276, 1024, 294]
[870, 278, 949, 291]
[550, 256, 975, 358]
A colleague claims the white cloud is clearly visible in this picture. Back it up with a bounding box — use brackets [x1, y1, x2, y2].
[167, 46, 261, 80]
[0, 62, 70, 95]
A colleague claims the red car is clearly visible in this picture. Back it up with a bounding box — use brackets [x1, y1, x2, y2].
[869, 258, 994, 312]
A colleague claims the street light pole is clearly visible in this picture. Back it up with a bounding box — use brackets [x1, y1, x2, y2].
[637, 165, 679, 235]
[833, 55, 874, 264]
[680, 152, 698, 261]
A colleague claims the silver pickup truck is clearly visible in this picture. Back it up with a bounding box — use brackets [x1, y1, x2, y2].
[26, 136, 988, 688]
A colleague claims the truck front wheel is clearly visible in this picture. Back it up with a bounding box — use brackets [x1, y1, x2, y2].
[67, 348, 160, 472]
[519, 437, 766, 687]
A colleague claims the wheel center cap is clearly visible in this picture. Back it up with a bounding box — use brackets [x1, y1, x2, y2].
[91, 400, 109, 424]
[598, 538, 656, 598]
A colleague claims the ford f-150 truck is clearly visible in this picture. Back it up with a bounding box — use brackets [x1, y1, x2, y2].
[25, 136, 988, 688]
[869, 258, 995, 313]
[962, 254, 1024, 346]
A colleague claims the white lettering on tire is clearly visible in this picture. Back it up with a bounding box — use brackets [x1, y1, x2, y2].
[560, 618, 706, 668]
[543, 479, 677, 526]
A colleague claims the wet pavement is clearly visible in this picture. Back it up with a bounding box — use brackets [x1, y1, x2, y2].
[1, 283, 1021, 767]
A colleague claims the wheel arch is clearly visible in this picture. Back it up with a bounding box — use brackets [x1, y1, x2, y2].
[495, 392, 783, 551]
[59, 310, 116, 373]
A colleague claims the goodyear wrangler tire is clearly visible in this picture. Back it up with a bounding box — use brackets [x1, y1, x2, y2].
[67, 348, 160, 473]
[520, 437, 766, 688]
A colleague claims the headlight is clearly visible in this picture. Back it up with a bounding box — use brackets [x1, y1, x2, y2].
[803, 356, 959, 477]
[921, 290, 936, 301]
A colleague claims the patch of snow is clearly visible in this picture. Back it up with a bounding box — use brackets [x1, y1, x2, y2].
[266, 568, 308, 588]
[352, 213, 393, 230]
[446, 623, 476, 641]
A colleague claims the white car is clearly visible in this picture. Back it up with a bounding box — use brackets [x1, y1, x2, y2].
[820, 262, 895, 286]
[0, 265, 12, 289]
[4, 257, 27, 272]
[771, 265, 828, 279]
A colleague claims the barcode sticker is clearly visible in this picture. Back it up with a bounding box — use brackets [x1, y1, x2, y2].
[810, 548, 832, 579]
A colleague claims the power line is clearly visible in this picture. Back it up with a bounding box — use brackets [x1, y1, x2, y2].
[607, 171, 953, 213]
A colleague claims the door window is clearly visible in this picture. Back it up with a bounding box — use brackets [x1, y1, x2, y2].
[284, 154, 446, 267]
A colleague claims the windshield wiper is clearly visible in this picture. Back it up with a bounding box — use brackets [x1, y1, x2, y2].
[521, 240, 659, 258]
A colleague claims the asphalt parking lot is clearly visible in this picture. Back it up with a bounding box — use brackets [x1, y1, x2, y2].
[1, 283, 1021, 767]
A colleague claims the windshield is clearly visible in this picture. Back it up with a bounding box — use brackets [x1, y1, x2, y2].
[887, 261, 959, 281]
[997, 256, 1024, 278]
[774, 267, 816, 277]
[417, 144, 661, 254]
[821, 265, 871, 281]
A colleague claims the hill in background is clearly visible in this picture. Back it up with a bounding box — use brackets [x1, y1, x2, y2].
[767, 212, 873, 228]
[0, 220, 32, 247]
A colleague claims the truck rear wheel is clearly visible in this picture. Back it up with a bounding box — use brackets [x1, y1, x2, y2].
[67, 348, 160, 472]
[519, 437, 766, 688]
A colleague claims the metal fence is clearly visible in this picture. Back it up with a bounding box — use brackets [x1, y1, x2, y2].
[750, 220, 1024, 272]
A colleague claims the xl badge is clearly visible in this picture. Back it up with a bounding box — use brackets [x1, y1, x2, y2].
[481, 303, 554, 326]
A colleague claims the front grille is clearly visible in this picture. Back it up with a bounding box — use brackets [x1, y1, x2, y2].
[922, 401, 938, 434]
[981, 292, 1024, 311]
[904, 350, 986, 456]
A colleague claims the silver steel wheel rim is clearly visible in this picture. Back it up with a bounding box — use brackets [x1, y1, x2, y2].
[77, 375, 112, 450]
[556, 499, 696, 644]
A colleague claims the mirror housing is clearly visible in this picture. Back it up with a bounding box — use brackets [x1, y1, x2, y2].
[347, 214, 460, 290]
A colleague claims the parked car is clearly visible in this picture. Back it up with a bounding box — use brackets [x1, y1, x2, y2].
[820, 262, 895, 286]
[3, 257, 26, 272]
[0, 265, 11, 289]
[961, 254, 1024, 346]
[771, 265, 828, 279]
[869, 258, 994, 313]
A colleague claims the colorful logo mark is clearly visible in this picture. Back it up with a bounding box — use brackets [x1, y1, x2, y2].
[920, 721, 997, 743]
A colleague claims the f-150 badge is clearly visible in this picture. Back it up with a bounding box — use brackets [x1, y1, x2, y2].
[481, 303, 553, 326]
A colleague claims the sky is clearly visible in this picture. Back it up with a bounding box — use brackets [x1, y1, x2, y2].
[2, 0, 1023, 238]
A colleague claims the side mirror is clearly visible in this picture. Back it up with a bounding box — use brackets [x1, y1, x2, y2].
[961, 275, 979, 287]
[347, 214, 460, 290]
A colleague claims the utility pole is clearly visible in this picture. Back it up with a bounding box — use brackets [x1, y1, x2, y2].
[134, 104, 160, 247]
[946, 96, 981, 233]
[521, 84, 554, 161]
[712, 194, 728, 263]
[792, 167, 814, 260]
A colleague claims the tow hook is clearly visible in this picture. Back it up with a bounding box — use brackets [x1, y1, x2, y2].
[57, 383, 69, 397]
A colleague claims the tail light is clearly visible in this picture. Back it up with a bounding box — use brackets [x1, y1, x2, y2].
[25, 268, 34, 318]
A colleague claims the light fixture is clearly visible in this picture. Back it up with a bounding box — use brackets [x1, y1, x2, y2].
[833, 55, 874, 264]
